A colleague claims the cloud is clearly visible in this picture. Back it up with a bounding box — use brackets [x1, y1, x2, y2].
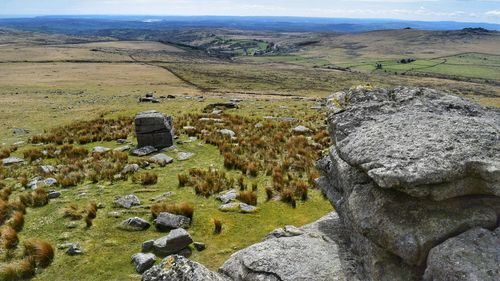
[486, 10, 500, 16]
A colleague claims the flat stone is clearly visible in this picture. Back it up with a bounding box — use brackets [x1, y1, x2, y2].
[293, 125, 311, 134]
[150, 153, 174, 166]
[239, 203, 258, 213]
[2, 157, 24, 166]
[131, 146, 157, 157]
[48, 191, 61, 199]
[218, 202, 240, 212]
[177, 152, 194, 161]
[218, 129, 236, 138]
[92, 146, 111, 153]
[216, 189, 238, 204]
[44, 178, 57, 186]
[39, 165, 56, 174]
[155, 212, 191, 232]
[122, 163, 140, 174]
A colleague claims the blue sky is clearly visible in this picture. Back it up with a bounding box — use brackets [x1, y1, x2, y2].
[1, 0, 500, 23]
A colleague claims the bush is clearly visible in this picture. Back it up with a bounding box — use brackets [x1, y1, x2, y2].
[151, 202, 194, 220]
[237, 191, 257, 206]
[178, 174, 189, 187]
[32, 188, 49, 207]
[23, 239, 54, 268]
[7, 211, 24, 232]
[22, 148, 44, 162]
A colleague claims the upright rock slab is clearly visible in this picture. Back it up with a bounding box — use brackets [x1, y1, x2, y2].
[317, 87, 500, 281]
[135, 110, 174, 149]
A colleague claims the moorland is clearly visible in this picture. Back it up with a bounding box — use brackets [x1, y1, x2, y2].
[0, 16, 499, 281]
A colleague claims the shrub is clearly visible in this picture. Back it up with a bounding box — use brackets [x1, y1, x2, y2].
[213, 218, 222, 234]
[237, 191, 257, 206]
[0, 199, 9, 224]
[63, 204, 82, 220]
[151, 202, 194, 220]
[1, 226, 19, 249]
[0, 186, 12, 201]
[246, 162, 258, 177]
[23, 148, 44, 162]
[23, 239, 54, 268]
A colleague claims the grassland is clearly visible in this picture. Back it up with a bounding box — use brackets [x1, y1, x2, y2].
[0, 27, 499, 281]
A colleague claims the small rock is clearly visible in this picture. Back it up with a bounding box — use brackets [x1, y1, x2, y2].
[218, 129, 236, 138]
[114, 194, 141, 209]
[239, 203, 258, 213]
[142, 240, 155, 252]
[150, 192, 173, 202]
[131, 253, 157, 273]
[114, 145, 130, 152]
[13, 128, 29, 135]
[65, 222, 78, 229]
[2, 157, 24, 166]
[122, 163, 140, 174]
[48, 191, 61, 199]
[116, 139, 127, 144]
[155, 212, 191, 232]
[108, 211, 121, 218]
[39, 165, 55, 174]
[293, 125, 311, 134]
[193, 242, 206, 252]
[150, 154, 174, 166]
[177, 152, 194, 161]
[152, 228, 193, 256]
[44, 178, 57, 186]
[216, 189, 238, 204]
[119, 217, 151, 231]
[92, 146, 111, 153]
[218, 202, 240, 212]
[131, 146, 157, 157]
[66, 243, 84, 256]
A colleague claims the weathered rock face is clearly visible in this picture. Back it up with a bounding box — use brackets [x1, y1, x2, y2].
[317, 87, 500, 281]
[220, 212, 361, 281]
[142, 255, 230, 281]
[135, 110, 174, 149]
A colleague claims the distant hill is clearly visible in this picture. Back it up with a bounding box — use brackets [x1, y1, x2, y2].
[0, 16, 499, 34]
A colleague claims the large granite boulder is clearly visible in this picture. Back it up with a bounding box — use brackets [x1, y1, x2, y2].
[135, 110, 174, 149]
[220, 212, 361, 281]
[152, 228, 193, 256]
[317, 87, 500, 281]
[154, 212, 191, 232]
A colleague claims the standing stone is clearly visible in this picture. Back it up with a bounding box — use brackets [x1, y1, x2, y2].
[135, 110, 174, 149]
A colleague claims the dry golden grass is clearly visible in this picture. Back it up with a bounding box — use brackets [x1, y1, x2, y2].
[133, 172, 158, 186]
[63, 204, 83, 220]
[1, 226, 19, 250]
[7, 211, 24, 232]
[151, 202, 194, 220]
[213, 218, 222, 234]
[23, 239, 54, 268]
[237, 191, 257, 206]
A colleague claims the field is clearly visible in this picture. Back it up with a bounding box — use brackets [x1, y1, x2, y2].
[0, 26, 499, 281]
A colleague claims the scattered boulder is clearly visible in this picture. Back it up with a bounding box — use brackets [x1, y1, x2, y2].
[48, 191, 61, 199]
[39, 165, 55, 174]
[108, 211, 122, 218]
[120, 217, 151, 231]
[13, 128, 29, 135]
[2, 157, 24, 166]
[92, 146, 110, 153]
[216, 189, 238, 204]
[193, 242, 206, 252]
[293, 125, 311, 134]
[122, 163, 140, 174]
[177, 152, 194, 161]
[142, 240, 155, 252]
[150, 192, 173, 202]
[423, 227, 500, 281]
[114, 195, 141, 209]
[152, 228, 193, 256]
[219, 202, 257, 213]
[132, 253, 157, 273]
[131, 146, 158, 157]
[218, 129, 236, 138]
[66, 243, 84, 256]
[142, 255, 229, 281]
[150, 154, 174, 166]
[135, 110, 174, 149]
[154, 212, 191, 232]
[203, 102, 238, 113]
[44, 178, 57, 186]
[239, 203, 257, 213]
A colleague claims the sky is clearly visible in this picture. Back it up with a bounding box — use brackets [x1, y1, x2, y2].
[1, 0, 500, 23]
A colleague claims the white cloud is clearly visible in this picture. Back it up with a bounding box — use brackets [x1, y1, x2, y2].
[486, 10, 500, 16]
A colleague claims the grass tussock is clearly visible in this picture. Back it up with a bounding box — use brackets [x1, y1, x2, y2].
[23, 239, 54, 268]
[63, 204, 83, 220]
[30, 117, 132, 145]
[0, 258, 36, 281]
[178, 168, 234, 197]
[0, 145, 17, 159]
[151, 202, 194, 220]
[213, 218, 222, 234]
[1, 226, 19, 250]
[7, 211, 24, 232]
[237, 191, 257, 206]
[85, 203, 98, 228]
[133, 172, 158, 186]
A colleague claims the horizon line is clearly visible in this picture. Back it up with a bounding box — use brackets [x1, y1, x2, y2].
[0, 14, 499, 25]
